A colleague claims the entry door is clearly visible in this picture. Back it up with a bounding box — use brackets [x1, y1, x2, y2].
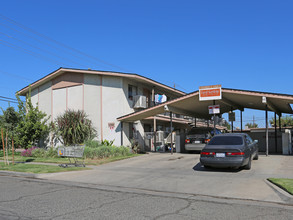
[143, 88, 151, 108]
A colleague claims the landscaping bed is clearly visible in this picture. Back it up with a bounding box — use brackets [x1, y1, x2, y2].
[268, 178, 293, 195]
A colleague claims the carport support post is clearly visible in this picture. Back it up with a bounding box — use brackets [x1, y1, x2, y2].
[154, 116, 156, 152]
[170, 111, 173, 155]
[265, 105, 269, 156]
[274, 112, 277, 153]
[240, 110, 243, 132]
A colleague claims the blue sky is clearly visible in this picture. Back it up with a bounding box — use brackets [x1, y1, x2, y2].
[0, 0, 292, 127]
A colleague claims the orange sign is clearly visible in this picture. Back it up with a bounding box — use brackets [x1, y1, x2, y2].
[199, 85, 222, 101]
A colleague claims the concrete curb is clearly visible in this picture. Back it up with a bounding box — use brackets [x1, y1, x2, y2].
[265, 179, 293, 203]
[0, 170, 38, 178]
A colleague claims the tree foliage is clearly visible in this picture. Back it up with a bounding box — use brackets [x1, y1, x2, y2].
[52, 109, 96, 146]
[270, 115, 293, 127]
[14, 95, 50, 149]
[245, 122, 258, 128]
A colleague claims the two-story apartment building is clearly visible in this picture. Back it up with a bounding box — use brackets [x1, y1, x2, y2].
[17, 68, 186, 148]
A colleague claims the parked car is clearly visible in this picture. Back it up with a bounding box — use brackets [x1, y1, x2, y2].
[185, 127, 221, 151]
[200, 133, 258, 170]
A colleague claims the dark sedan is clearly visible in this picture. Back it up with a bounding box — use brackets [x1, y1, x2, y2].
[200, 133, 258, 170]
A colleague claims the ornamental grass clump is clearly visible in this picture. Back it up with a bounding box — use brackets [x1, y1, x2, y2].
[53, 110, 96, 146]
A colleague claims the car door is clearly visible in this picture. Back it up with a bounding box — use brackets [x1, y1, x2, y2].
[245, 135, 254, 157]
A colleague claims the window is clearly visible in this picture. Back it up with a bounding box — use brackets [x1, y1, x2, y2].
[128, 85, 137, 100]
[245, 135, 253, 145]
[208, 136, 243, 145]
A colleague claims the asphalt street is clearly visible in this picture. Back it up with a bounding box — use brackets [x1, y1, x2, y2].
[0, 175, 293, 220]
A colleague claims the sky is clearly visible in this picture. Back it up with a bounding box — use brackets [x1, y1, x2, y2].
[0, 0, 293, 128]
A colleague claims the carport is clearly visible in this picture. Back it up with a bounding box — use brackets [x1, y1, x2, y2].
[118, 86, 293, 155]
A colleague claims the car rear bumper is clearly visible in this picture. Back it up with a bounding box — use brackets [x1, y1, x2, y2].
[185, 143, 206, 151]
[200, 156, 247, 168]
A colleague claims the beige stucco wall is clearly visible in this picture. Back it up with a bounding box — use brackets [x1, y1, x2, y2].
[25, 71, 182, 149]
[84, 74, 101, 140]
[38, 81, 52, 117]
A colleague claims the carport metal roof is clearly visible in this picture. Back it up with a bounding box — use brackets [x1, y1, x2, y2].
[118, 88, 293, 122]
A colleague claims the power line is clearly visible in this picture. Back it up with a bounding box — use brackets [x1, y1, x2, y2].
[0, 95, 17, 101]
[0, 98, 18, 104]
[0, 70, 33, 82]
[0, 31, 90, 69]
[0, 38, 67, 66]
[0, 14, 130, 72]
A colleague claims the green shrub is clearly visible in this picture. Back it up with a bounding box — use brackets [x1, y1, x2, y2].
[83, 145, 131, 159]
[84, 140, 101, 148]
[31, 148, 46, 157]
[30, 147, 58, 158]
[52, 109, 96, 146]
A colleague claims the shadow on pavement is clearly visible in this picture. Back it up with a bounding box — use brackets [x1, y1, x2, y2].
[192, 162, 242, 173]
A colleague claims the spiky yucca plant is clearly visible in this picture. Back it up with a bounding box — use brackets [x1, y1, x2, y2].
[53, 110, 96, 146]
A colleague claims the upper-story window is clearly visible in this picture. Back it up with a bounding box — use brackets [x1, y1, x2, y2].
[128, 85, 137, 100]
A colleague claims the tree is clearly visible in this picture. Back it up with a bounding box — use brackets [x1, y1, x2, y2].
[245, 122, 258, 128]
[52, 109, 96, 146]
[270, 115, 293, 127]
[14, 95, 50, 149]
[0, 106, 20, 148]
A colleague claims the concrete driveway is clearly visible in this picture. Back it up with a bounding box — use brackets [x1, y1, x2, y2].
[41, 153, 293, 204]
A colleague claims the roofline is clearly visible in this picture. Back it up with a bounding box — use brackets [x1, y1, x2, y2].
[222, 87, 293, 99]
[16, 67, 186, 96]
[117, 87, 293, 121]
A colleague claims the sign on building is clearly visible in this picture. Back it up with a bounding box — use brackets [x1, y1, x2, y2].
[208, 105, 220, 114]
[199, 85, 222, 101]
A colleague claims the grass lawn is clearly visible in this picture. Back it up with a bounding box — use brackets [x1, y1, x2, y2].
[0, 162, 90, 174]
[268, 178, 293, 195]
[0, 151, 141, 173]
[1, 153, 140, 165]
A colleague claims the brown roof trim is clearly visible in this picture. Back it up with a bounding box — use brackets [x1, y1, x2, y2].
[222, 88, 293, 100]
[16, 67, 186, 96]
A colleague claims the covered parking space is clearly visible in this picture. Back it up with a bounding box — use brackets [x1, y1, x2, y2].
[118, 87, 293, 155]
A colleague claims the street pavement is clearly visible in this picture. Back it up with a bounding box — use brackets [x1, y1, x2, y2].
[0, 175, 293, 220]
[38, 153, 293, 204]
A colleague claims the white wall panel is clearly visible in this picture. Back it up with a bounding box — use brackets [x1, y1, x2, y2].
[68, 85, 83, 111]
[38, 81, 52, 117]
[30, 88, 38, 107]
[84, 74, 101, 139]
[52, 88, 66, 119]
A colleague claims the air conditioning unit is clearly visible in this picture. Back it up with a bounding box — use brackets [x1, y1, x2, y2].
[133, 95, 147, 109]
[156, 131, 165, 143]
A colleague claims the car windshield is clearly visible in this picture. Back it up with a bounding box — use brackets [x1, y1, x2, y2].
[208, 136, 243, 145]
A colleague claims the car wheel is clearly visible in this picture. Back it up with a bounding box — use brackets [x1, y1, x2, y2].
[244, 157, 252, 170]
[253, 152, 259, 160]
